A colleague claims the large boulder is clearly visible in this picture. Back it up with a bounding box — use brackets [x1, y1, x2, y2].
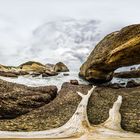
[53, 62, 69, 72]
[79, 24, 140, 83]
[0, 79, 57, 119]
[19, 61, 46, 73]
[0, 82, 139, 133]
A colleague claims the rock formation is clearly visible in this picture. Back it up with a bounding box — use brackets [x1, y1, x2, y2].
[114, 69, 140, 78]
[19, 61, 47, 73]
[0, 61, 69, 78]
[79, 24, 140, 83]
[0, 86, 139, 139]
[53, 62, 69, 72]
[0, 79, 57, 119]
[0, 82, 139, 133]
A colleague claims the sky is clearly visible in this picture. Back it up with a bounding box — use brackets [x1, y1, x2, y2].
[0, 0, 140, 33]
[0, 0, 140, 66]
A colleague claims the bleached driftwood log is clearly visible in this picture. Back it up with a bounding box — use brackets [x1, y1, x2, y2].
[0, 86, 140, 139]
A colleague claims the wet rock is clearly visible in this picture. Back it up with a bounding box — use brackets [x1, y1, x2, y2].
[126, 80, 140, 88]
[0, 71, 29, 78]
[0, 82, 139, 133]
[100, 82, 124, 89]
[43, 70, 58, 77]
[0, 79, 57, 119]
[130, 67, 136, 71]
[31, 72, 41, 77]
[70, 80, 79, 85]
[63, 73, 69, 76]
[79, 24, 140, 83]
[114, 69, 140, 78]
[120, 82, 126, 86]
[0, 71, 18, 77]
[53, 62, 69, 72]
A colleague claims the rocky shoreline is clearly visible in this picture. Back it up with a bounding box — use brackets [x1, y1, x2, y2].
[0, 61, 69, 78]
[0, 24, 140, 136]
[0, 79, 57, 119]
[0, 79, 139, 133]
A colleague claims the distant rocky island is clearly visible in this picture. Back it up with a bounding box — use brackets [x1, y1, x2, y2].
[0, 61, 69, 78]
[0, 24, 140, 137]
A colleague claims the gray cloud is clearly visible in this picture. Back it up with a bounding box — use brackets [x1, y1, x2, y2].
[0, 0, 140, 67]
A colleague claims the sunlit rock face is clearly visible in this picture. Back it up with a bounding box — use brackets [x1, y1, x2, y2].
[79, 24, 140, 83]
[0, 61, 70, 78]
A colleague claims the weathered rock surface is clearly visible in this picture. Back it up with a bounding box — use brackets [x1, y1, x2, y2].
[0, 82, 139, 133]
[126, 80, 140, 88]
[19, 61, 47, 73]
[114, 69, 140, 78]
[79, 24, 140, 83]
[0, 79, 57, 119]
[0, 61, 69, 78]
[53, 62, 69, 72]
[70, 79, 79, 85]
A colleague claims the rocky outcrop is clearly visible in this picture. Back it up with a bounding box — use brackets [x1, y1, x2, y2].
[19, 61, 47, 73]
[114, 69, 140, 78]
[79, 24, 140, 83]
[0, 79, 57, 119]
[53, 62, 69, 72]
[0, 82, 139, 133]
[0, 61, 69, 78]
[126, 80, 140, 88]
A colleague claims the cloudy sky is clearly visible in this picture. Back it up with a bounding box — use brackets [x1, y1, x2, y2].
[0, 0, 140, 66]
[0, 0, 140, 33]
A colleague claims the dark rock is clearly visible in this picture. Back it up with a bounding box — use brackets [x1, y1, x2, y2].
[0, 82, 139, 133]
[70, 80, 79, 85]
[0, 71, 29, 78]
[130, 67, 136, 71]
[31, 72, 41, 77]
[63, 73, 69, 76]
[0, 79, 57, 119]
[79, 24, 140, 83]
[120, 82, 126, 86]
[0, 71, 18, 77]
[100, 82, 124, 89]
[114, 69, 140, 78]
[126, 80, 140, 88]
[42, 71, 58, 77]
[138, 66, 140, 70]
